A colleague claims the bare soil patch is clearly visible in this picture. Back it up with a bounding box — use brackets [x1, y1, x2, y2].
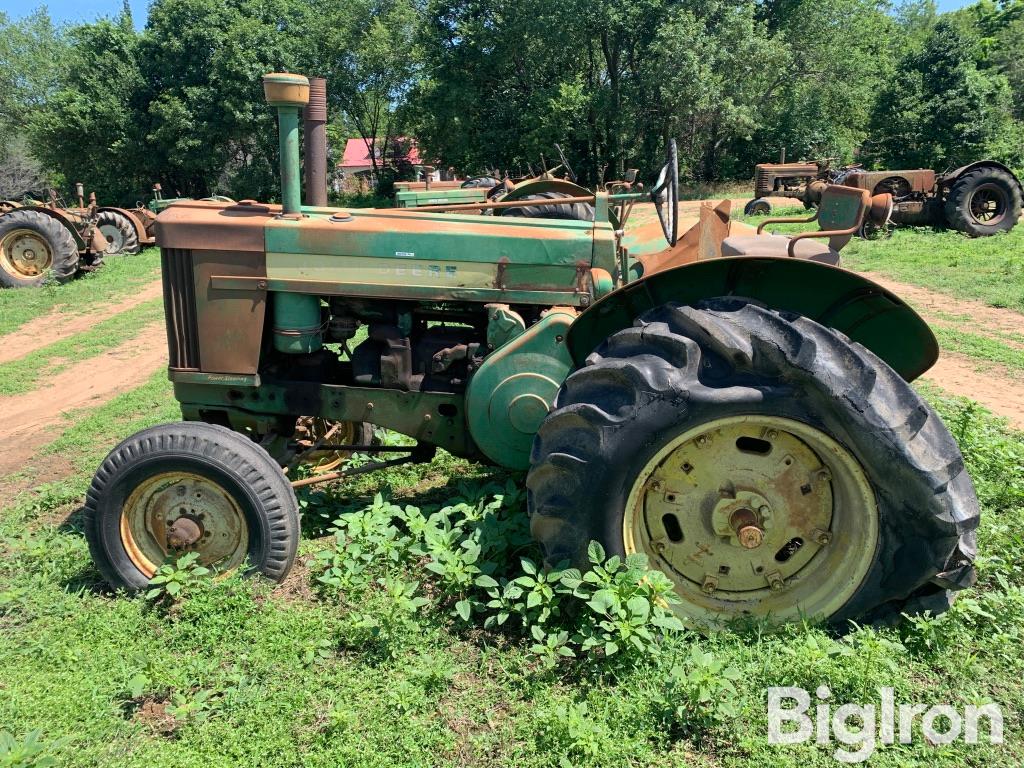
[868, 274, 1024, 346]
[0, 279, 163, 365]
[0, 321, 167, 477]
[921, 352, 1024, 430]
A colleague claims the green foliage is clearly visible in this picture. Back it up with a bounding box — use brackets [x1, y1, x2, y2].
[307, 483, 684, 668]
[653, 647, 742, 737]
[145, 551, 212, 603]
[866, 18, 1021, 168]
[0, 731, 62, 768]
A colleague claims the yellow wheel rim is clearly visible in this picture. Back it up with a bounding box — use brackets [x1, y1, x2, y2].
[623, 415, 878, 626]
[119, 472, 249, 577]
[293, 418, 359, 474]
[0, 228, 53, 278]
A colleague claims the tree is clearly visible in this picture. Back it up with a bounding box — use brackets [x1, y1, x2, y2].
[28, 16, 144, 204]
[865, 19, 1019, 169]
[0, 8, 67, 175]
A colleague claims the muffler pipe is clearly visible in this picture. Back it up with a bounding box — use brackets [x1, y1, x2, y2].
[304, 77, 328, 207]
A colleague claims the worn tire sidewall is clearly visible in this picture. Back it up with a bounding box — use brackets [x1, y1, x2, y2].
[0, 210, 78, 287]
[87, 424, 299, 591]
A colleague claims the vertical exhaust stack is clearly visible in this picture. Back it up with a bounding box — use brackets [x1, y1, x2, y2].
[304, 77, 328, 207]
[262, 72, 310, 218]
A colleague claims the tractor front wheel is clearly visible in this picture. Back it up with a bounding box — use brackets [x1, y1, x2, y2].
[0, 209, 79, 288]
[743, 198, 773, 216]
[97, 211, 141, 255]
[527, 300, 979, 628]
[85, 422, 300, 591]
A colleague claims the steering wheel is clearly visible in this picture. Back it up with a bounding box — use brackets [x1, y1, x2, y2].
[651, 139, 679, 246]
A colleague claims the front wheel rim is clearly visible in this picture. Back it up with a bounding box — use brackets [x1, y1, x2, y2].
[623, 415, 878, 626]
[0, 228, 53, 277]
[120, 471, 250, 577]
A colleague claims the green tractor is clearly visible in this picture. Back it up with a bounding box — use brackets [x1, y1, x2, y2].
[83, 73, 977, 628]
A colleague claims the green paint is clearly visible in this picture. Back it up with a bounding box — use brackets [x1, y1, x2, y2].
[465, 308, 575, 468]
[175, 380, 474, 457]
[276, 106, 302, 215]
[272, 292, 323, 353]
[395, 188, 487, 208]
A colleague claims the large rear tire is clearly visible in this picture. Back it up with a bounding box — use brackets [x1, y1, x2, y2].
[0, 209, 79, 288]
[944, 166, 1022, 236]
[97, 210, 141, 255]
[527, 300, 978, 628]
[500, 191, 595, 221]
[85, 422, 300, 591]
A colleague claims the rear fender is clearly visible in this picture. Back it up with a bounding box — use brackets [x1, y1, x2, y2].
[941, 161, 1022, 191]
[15, 205, 87, 250]
[566, 257, 938, 382]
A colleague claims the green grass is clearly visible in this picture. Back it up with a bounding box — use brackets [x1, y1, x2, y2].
[0, 248, 161, 336]
[841, 227, 1024, 312]
[931, 325, 1024, 373]
[733, 212, 1024, 313]
[0, 378, 1022, 767]
[0, 298, 164, 395]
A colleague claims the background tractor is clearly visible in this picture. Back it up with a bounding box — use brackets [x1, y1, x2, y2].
[83, 73, 978, 630]
[745, 158, 1023, 237]
[0, 183, 110, 288]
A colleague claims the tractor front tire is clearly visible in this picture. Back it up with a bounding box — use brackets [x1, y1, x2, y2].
[944, 166, 1022, 236]
[97, 210, 141, 255]
[85, 422, 300, 592]
[527, 300, 979, 628]
[501, 192, 595, 221]
[0, 209, 79, 288]
[743, 198, 773, 216]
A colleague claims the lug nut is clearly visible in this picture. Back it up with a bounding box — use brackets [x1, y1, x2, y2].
[766, 571, 785, 591]
[701, 575, 718, 595]
[812, 528, 832, 546]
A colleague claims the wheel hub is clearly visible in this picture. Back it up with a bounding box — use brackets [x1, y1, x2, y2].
[623, 415, 878, 624]
[119, 472, 248, 577]
[0, 229, 53, 277]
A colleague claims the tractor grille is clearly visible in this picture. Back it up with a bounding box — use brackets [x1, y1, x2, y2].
[754, 166, 772, 198]
[161, 247, 200, 370]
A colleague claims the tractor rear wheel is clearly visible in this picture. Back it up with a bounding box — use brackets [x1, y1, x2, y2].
[944, 166, 1022, 236]
[97, 210, 141, 255]
[0, 209, 79, 288]
[527, 300, 979, 628]
[84, 422, 300, 591]
[501, 192, 595, 221]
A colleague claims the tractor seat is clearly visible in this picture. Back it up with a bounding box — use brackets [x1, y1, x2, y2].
[721, 234, 840, 264]
[721, 185, 882, 266]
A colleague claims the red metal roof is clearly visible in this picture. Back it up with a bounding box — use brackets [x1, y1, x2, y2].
[339, 137, 422, 168]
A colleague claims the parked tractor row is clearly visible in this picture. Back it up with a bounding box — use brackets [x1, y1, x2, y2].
[0, 184, 237, 288]
[744, 158, 1023, 237]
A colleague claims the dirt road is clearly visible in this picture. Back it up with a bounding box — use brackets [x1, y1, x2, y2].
[0, 280, 164, 365]
[0, 321, 167, 477]
[865, 274, 1024, 429]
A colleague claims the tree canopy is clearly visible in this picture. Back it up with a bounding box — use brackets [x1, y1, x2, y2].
[0, 0, 1020, 204]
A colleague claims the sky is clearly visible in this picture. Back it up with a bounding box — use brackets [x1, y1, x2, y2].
[0, 0, 977, 30]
